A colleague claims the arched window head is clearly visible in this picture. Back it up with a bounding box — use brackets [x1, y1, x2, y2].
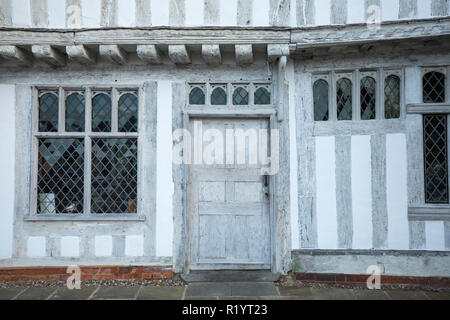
[65, 92, 85, 132]
[254, 87, 271, 105]
[336, 78, 352, 121]
[118, 93, 138, 132]
[360, 76, 376, 120]
[211, 87, 227, 105]
[189, 87, 205, 105]
[385, 75, 401, 119]
[233, 87, 249, 105]
[313, 79, 329, 121]
[39, 92, 59, 132]
[92, 93, 112, 132]
[423, 71, 446, 103]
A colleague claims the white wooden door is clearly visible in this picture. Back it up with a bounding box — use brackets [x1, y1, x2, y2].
[189, 118, 271, 270]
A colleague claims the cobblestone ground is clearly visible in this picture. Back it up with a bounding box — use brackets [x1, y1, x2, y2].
[0, 279, 449, 300]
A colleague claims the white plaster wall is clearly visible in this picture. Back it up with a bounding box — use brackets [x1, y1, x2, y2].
[125, 235, 144, 256]
[61, 236, 80, 257]
[253, 0, 270, 26]
[95, 235, 113, 257]
[0, 85, 15, 260]
[27, 237, 46, 257]
[381, 0, 399, 21]
[351, 135, 373, 249]
[220, 0, 237, 26]
[186, 0, 204, 26]
[11, 0, 31, 27]
[315, 136, 338, 249]
[386, 133, 409, 250]
[81, 0, 101, 28]
[425, 221, 446, 251]
[347, 0, 365, 24]
[118, 0, 136, 27]
[417, 0, 432, 19]
[48, 0, 66, 28]
[151, 0, 169, 26]
[156, 81, 174, 257]
[315, 0, 331, 25]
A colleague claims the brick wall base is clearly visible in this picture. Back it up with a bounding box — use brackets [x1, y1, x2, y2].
[293, 273, 450, 290]
[0, 266, 173, 282]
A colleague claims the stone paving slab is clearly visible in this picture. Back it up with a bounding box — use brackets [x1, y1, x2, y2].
[350, 289, 390, 300]
[14, 287, 58, 300]
[230, 282, 278, 297]
[384, 290, 430, 300]
[92, 286, 140, 300]
[50, 286, 99, 300]
[310, 288, 356, 300]
[137, 286, 185, 300]
[186, 283, 232, 297]
[278, 286, 314, 298]
[423, 291, 450, 300]
[0, 288, 25, 300]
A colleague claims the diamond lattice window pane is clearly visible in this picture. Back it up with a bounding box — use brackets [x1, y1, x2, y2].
[91, 139, 138, 214]
[336, 78, 353, 121]
[65, 93, 85, 132]
[37, 138, 84, 214]
[118, 93, 138, 132]
[385, 75, 401, 119]
[39, 92, 59, 132]
[424, 114, 449, 203]
[92, 93, 112, 132]
[211, 87, 227, 105]
[313, 79, 329, 121]
[254, 87, 271, 105]
[189, 87, 205, 105]
[360, 76, 376, 120]
[423, 72, 446, 103]
[233, 87, 249, 105]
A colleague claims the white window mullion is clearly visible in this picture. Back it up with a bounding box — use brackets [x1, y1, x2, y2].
[354, 70, 361, 121]
[377, 69, 383, 120]
[330, 71, 336, 121]
[31, 87, 40, 216]
[58, 87, 65, 133]
[111, 87, 119, 133]
[84, 88, 92, 215]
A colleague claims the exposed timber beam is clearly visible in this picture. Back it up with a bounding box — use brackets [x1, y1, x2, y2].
[32, 45, 66, 67]
[0, 46, 32, 66]
[99, 45, 127, 65]
[168, 45, 191, 65]
[66, 45, 97, 65]
[235, 44, 253, 66]
[267, 44, 290, 62]
[136, 45, 163, 64]
[201, 45, 221, 66]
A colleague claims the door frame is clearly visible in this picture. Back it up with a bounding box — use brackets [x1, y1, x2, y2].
[186, 116, 274, 271]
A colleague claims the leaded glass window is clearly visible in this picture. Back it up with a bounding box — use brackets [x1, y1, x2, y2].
[385, 75, 401, 119]
[91, 139, 138, 214]
[336, 78, 352, 121]
[360, 76, 376, 120]
[39, 92, 59, 132]
[118, 92, 138, 132]
[233, 87, 249, 105]
[211, 87, 227, 105]
[254, 87, 271, 105]
[189, 87, 205, 105]
[424, 114, 448, 203]
[92, 93, 112, 132]
[65, 92, 85, 132]
[423, 71, 446, 103]
[34, 87, 140, 217]
[37, 138, 84, 214]
[313, 79, 329, 121]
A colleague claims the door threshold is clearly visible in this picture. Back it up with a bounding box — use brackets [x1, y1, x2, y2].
[180, 270, 281, 283]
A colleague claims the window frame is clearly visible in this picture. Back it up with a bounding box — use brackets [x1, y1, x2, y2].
[29, 86, 143, 220]
[312, 69, 404, 122]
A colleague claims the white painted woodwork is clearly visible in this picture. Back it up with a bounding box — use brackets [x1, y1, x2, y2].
[189, 118, 271, 270]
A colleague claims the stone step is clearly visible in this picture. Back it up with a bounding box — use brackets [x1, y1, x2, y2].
[181, 270, 280, 283]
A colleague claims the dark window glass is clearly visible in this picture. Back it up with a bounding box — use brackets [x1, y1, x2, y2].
[91, 139, 138, 214]
[385, 75, 401, 119]
[313, 79, 329, 121]
[423, 72, 446, 103]
[360, 76, 376, 120]
[39, 92, 59, 132]
[424, 114, 448, 203]
[254, 87, 271, 105]
[211, 87, 227, 105]
[233, 87, 249, 105]
[336, 78, 352, 121]
[189, 87, 205, 105]
[65, 93, 85, 132]
[37, 138, 84, 214]
[118, 93, 138, 132]
[92, 93, 111, 132]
